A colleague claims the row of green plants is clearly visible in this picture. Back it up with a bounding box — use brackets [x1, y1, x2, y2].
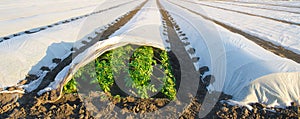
[63, 45, 176, 99]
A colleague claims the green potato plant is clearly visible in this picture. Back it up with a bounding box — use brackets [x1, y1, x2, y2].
[63, 45, 176, 100]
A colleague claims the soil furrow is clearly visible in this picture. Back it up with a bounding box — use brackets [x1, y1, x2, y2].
[0, 0, 148, 118]
[168, 0, 300, 64]
[158, 0, 201, 103]
[184, 0, 300, 26]
[158, 0, 205, 118]
[157, 0, 232, 118]
[0, 0, 137, 43]
[213, 1, 300, 15]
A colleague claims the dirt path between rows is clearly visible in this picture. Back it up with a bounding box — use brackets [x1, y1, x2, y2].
[0, 0, 148, 118]
[184, 0, 300, 26]
[157, 0, 202, 118]
[168, 0, 300, 64]
[158, 0, 235, 118]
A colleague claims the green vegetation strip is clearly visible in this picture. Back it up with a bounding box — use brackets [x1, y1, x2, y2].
[64, 45, 176, 100]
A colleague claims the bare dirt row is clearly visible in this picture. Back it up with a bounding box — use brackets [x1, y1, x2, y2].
[158, 0, 234, 118]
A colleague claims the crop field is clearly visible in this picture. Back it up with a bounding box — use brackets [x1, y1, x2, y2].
[0, 0, 299, 118]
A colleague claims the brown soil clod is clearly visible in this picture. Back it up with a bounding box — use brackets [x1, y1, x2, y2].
[52, 58, 62, 64]
[191, 57, 200, 62]
[40, 66, 51, 72]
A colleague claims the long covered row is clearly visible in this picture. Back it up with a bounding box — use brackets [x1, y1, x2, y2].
[161, 0, 300, 106]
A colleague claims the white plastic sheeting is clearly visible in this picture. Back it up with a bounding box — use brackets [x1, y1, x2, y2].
[239, 72, 300, 106]
[161, 0, 300, 106]
[0, 0, 105, 37]
[173, 0, 300, 55]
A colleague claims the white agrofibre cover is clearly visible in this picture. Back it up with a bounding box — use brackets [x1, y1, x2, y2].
[238, 72, 300, 106]
[161, 0, 300, 106]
